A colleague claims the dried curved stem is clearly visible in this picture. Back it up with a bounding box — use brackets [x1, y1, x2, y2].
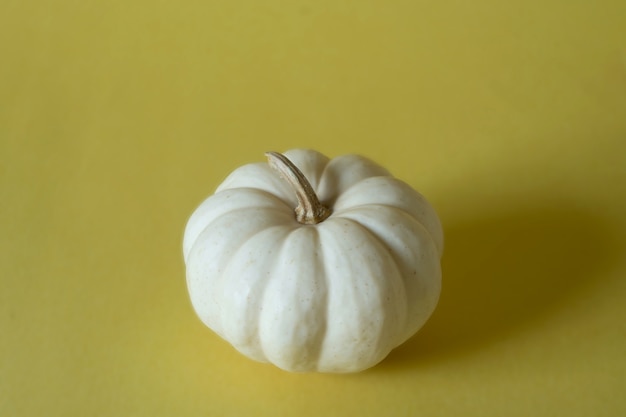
[265, 152, 331, 225]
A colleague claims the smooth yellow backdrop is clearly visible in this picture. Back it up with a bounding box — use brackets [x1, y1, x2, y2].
[1, 1, 625, 416]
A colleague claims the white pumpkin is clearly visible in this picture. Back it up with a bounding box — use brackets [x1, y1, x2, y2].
[183, 149, 443, 373]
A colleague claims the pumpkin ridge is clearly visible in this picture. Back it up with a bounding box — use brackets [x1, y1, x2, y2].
[316, 155, 338, 203]
[317, 218, 405, 371]
[316, 156, 391, 206]
[187, 207, 292, 267]
[333, 216, 409, 351]
[332, 176, 444, 256]
[312, 226, 329, 371]
[195, 205, 295, 247]
[216, 186, 297, 211]
[325, 174, 393, 206]
[258, 226, 328, 371]
[336, 206, 442, 346]
[335, 203, 441, 258]
[219, 224, 294, 362]
[184, 188, 297, 262]
[187, 218, 269, 337]
[216, 162, 294, 202]
[288, 225, 329, 370]
[257, 226, 297, 363]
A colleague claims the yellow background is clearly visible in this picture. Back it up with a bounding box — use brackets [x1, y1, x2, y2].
[2, 1, 625, 415]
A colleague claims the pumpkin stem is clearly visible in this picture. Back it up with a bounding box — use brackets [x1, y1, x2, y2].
[265, 152, 331, 225]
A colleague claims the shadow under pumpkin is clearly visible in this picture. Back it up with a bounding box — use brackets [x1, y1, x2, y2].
[379, 202, 619, 370]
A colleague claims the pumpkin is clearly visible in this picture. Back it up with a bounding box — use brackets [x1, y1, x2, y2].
[183, 149, 443, 373]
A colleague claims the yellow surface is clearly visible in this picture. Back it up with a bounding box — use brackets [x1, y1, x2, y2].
[1, 0, 626, 415]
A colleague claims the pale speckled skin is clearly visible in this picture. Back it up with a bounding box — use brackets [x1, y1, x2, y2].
[183, 149, 443, 373]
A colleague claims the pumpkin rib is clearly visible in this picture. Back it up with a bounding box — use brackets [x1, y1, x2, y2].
[333, 216, 410, 351]
[187, 211, 293, 340]
[335, 206, 442, 346]
[292, 225, 329, 370]
[197, 203, 295, 242]
[332, 176, 443, 255]
[335, 202, 440, 257]
[184, 188, 295, 261]
[217, 186, 297, 212]
[186, 206, 292, 269]
[316, 155, 391, 205]
[303, 225, 330, 370]
[216, 162, 296, 206]
[219, 224, 294, 362]
[313, 226, 331, 372]
[258, 226, 329, 372]
[317, 218, 406, 372]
